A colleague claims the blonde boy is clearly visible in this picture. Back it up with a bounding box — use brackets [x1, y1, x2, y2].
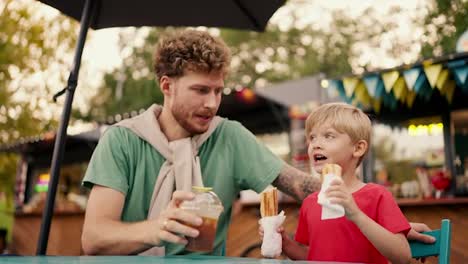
[282, 103, 411, 263]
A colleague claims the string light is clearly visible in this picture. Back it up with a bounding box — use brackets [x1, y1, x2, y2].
[236, 88, 256, 103]
[321, 79, 329, 89]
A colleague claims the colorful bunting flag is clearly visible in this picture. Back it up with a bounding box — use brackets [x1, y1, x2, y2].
[403, 67, 421, 91]
[382, 90, 398, 111]
[373, 99, 382, 114]
[329, 80, 346, 98]
[413, 73, 433, 101]
[406, 91, 417, 108]
[375, 79, 385, 99]
[354, 81, 371, 107]
[333, 57, 466, 113]
[363, 74, 379, 98]
[382, 71, 399, 93]
[389, 93, 398, 111]
[424, 64, 442, 89]
[326, 82, 339, 98]
[343, 77, 359, 98]
[444, 80, 456, 103]
[393, 77, 408, 102]
[451, 65, 468, 87]
[413, 73, 427, 94]
[435, 69, 449, 91]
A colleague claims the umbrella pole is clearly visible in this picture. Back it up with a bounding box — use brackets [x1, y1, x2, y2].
[36, 0, 96, 255]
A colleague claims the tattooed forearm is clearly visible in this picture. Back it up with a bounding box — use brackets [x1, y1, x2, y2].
[272, 165, 298, 200]
[301, 175, 321, 197]
[272, 164, 321, 202]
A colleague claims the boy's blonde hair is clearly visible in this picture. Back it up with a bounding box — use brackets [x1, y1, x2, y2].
[305, 103, 372, 164]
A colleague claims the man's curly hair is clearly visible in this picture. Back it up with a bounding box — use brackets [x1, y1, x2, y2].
[153, 30, 231, 81]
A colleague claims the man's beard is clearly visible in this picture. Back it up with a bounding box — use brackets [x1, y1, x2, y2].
[171, 104, 208, 135]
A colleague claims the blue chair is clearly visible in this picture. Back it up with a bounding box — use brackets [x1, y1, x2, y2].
[409, 219, 451, 264]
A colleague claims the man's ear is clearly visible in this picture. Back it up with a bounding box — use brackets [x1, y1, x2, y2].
[353, 140, 368, 159]
[159, 76, 172, 96]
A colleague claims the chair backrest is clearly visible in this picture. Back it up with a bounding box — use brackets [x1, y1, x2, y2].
[409, 219, 451, 264]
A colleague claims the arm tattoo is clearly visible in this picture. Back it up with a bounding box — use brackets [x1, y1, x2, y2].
[272, 163, 321, 202]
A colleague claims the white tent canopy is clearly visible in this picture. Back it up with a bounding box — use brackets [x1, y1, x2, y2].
[255, 74, 340, 107]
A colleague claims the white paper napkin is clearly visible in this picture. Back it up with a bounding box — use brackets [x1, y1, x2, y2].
[317, 173, 345, 220]
[260, 211, 286, 258]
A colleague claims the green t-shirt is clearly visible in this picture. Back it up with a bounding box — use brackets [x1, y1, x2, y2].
[83, 119, 284, 255]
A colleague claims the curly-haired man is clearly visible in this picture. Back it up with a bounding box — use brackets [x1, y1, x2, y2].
[81, 30, 434, 256]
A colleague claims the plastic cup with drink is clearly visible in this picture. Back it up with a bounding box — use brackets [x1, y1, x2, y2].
[179, 186, 223, 252]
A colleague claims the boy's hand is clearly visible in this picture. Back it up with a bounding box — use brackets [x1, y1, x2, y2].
[408, 223, 436, 243]
[326, 179, 361, 222]
[258, 221, 284, 237]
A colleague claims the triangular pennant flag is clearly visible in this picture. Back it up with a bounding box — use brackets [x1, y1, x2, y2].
[382, 71, 399, 93]
[406, 91, 417, 108]
[343, 77, 359, 98]
[356, 81, 371, 107]
[373, 99, 382, 114]
[327, 81, 339, 98]
[444, 80, 456, 104]
[436, 69, 449, 91]
[327, 87, 339, 98]
[401, 84, 408, 102]
[417, 78, 433, 102]
[413, 73, 427, 94]
[354, 82, 364, 105]
[363, 74, 379, 98]
[375, 79, 385, 99]
[329, 80, 346, 99]
[382, 91, 398, 111]
[393, 77, 408, 101]
[382, 91, 389, 107]
[403, 67, 421, 91]
[451, 65, 468, 87]
[424, 64, 442, 89]
[423, 82, 433, 101]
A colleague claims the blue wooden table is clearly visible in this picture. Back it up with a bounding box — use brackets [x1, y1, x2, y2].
[0, 256, 360, 263]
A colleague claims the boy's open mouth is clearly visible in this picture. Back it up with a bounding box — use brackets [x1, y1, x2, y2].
[313, 154, 328, 162]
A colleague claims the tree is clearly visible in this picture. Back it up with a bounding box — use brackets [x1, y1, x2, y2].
[86, 0, 468, 120]
[0, 0, 77, 211]
[85, 28, 171, 121]
[85, 9, 371, 120]
[420, 0, 468, 57]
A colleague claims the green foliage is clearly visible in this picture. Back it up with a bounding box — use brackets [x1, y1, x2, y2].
[86, 11, 370, 119]
[222, 9, 379, 87]
[420, 0, 468, 56]
[66, 1, 468, 131]
[0, 0, 77, 198]
[87, 28, 170, 120]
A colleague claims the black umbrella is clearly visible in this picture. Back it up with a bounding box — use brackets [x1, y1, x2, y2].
[36, 0, 285, 255]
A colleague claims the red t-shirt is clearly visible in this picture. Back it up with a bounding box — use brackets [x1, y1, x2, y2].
[294, 183, 410, 263]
